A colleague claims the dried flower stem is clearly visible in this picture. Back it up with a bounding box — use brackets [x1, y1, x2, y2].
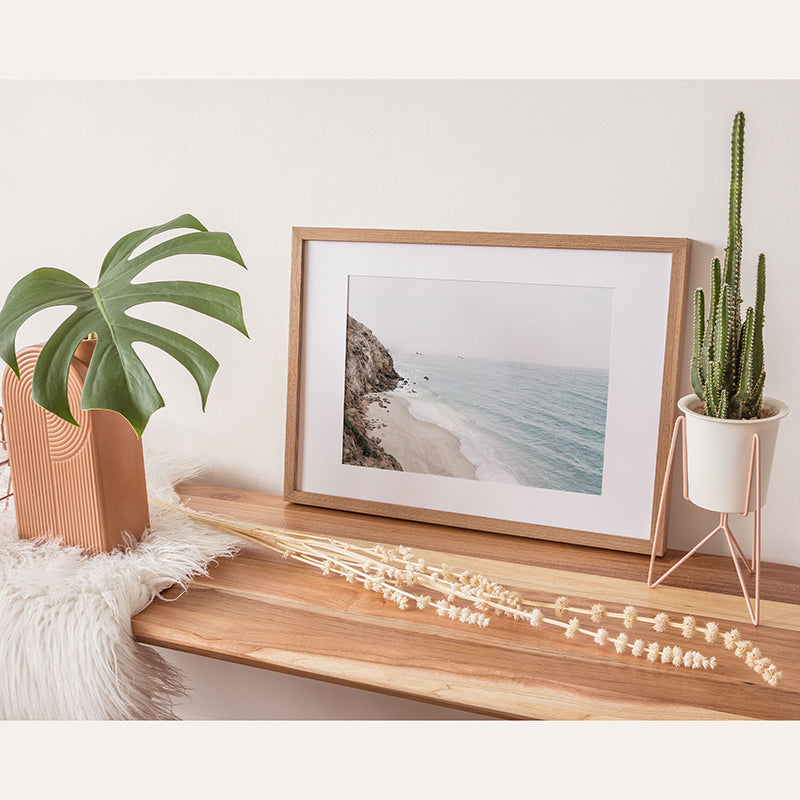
[156, 501, 781, 685]
[530, 597, 781, 686]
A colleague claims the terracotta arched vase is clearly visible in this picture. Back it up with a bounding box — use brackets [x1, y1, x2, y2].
[1, 339, 150, 553]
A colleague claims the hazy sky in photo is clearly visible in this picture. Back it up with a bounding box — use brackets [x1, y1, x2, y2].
[347, 275, 614, 370]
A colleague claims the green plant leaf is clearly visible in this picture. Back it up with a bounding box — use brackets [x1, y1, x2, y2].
[0, 214, 248, 436]
[690, 288, 706, 400]
[736, 306, 755, 405]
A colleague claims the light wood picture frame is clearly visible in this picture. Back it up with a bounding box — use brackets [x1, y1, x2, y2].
[285, 227, 691, 554]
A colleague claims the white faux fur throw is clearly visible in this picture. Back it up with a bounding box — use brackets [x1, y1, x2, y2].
[0, 452, 241, 720]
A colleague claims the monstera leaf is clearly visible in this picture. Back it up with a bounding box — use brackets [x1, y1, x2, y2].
[0, 214, 248, 436]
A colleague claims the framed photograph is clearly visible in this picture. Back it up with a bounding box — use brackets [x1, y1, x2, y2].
[285, 228, 691, 554]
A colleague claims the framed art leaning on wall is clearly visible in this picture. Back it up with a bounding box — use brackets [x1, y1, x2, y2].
[285, 228, 691, 554]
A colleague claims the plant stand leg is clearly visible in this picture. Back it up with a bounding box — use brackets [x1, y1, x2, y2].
[719, 432, 762, 625]
[649, 516, 727, 589]
[647, 420, 763, 626]
[726, 529, 755, 574]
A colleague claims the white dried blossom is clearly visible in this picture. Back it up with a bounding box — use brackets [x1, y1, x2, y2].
[704, 621, 720, 643]
[661, 645, 673, 664]
[590, 604, 606, 623]
[753, 657, 770, 675]
[653, 612, 670, 633]
[734, 639, 753, 658]
[554, 596, 570, 618]
[722, 630, 741, 651]
[529, 608, 544, 627]
[614, 633, 629, 654]
[646, 642, 661, 662]
[680, 616, 696, 639]
[745, 648, 762, 667]
[506, 591, 523, 607]
[565, 617, 580, 638]
[622, 606, 638, 629]
[416, 596, 431, 610]
[631, 639, 646, 657]
[764, 666, 783, 687]
[671, 647, 684, 667]
[594, 628, 610, 646]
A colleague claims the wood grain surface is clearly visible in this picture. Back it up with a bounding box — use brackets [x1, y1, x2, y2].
[131, 484, 800, 720]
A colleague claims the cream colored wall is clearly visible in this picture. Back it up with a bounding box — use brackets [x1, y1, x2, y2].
[1, 80, 797, 719]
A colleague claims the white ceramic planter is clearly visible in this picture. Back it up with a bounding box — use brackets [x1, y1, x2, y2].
[678, 394, 789, 513]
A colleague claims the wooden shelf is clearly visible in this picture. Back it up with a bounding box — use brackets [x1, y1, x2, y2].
[131, 483, 800, 720]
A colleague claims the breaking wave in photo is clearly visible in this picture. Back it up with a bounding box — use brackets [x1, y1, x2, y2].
[392, 352, 609, 495]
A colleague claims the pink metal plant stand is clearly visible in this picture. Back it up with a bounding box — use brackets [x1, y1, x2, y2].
[647, 415, 763, 625]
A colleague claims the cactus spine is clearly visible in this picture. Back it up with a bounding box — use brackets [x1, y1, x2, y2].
[690, 111, 766, 419]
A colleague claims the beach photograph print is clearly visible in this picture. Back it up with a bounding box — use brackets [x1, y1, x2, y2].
[342, 275, 614, 495]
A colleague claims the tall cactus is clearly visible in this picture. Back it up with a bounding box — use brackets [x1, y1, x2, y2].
[690, 111, 766, 419]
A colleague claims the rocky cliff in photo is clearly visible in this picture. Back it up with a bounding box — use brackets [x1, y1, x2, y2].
[342, 315, 404, 469]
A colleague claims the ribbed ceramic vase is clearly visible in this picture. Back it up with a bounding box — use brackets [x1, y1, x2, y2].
[1, 339, 150, 553]
[678, 393, 789, 514]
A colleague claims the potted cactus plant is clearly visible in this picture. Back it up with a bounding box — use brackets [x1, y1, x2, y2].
[681, 111, 788, 513]
[0, 213, 248, 551]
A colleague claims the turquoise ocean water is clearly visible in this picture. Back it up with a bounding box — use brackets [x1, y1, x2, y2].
[391, 352, 609, 495]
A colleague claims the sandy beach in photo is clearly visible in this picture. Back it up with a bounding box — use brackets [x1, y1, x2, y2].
[364, 394, 478, 479]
